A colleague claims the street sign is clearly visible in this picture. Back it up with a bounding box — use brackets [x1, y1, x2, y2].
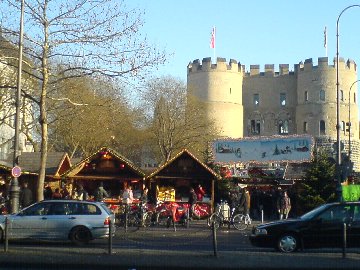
[11, 166, 22, 178]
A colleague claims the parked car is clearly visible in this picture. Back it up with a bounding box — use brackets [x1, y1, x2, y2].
[249, 201, 360, 253]
[0, 200, 115, 245]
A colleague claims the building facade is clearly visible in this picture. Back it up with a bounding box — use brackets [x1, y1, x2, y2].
[187, 57, 359, 171]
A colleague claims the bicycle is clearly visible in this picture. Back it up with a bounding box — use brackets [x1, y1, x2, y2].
[119, 203, 153, 228]
[207, 201, 251, 231]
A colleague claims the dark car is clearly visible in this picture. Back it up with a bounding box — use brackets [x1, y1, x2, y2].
[249, 202, 360, 253]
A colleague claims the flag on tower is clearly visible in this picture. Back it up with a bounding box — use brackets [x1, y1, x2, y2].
[210, 26, 216, 49]
[324, 26, 327, 48]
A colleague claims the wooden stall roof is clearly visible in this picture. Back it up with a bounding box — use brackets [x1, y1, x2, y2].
[147, 149, 221, 180]
[1, 152, 71, 177]
[283, 162, 310, 180]
[61, 147, 145, 180]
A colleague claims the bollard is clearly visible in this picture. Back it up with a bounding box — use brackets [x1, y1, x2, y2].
[212, 221, 218, 257]
[342, 223, 347, 259]
[125, 205, 128, 233]
[4, 216, 8, 252]
[261, 210, 264, 224]
[108, 219, 113, 255]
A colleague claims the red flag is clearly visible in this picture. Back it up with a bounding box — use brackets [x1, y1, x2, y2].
[210, 27, 216, 49]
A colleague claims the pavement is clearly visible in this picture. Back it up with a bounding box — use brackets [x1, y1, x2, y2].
[0, 220, 360, 269]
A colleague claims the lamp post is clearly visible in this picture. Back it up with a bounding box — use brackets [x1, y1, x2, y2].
[348, 80, 360, 159]
[336, 4, 360, 202]
[9, 0, 25, 213]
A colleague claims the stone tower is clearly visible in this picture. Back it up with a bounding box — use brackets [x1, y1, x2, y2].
[187, 56, 360, 171]
[187, 57, 244, 138]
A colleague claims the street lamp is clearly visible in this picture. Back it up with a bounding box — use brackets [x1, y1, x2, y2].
[9, 0, 25, 213]
[348, 80, 360, 159]
[336, 4, 360, 202]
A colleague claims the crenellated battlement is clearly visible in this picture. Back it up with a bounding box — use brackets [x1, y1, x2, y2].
[188, 57, 357, 78]
[187, 57, 243, 74]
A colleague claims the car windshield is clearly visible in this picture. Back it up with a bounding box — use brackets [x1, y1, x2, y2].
[300, 204, 329, 220]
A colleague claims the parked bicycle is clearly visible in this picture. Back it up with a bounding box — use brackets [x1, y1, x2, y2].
[207, 200, 251, 230]
[118, 203, 154, 228]
[155, 201, 189, 228]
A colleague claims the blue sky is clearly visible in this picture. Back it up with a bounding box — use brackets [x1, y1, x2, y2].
[127, 1, 360, 84]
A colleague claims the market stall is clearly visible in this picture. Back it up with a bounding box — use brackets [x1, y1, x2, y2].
[146, 149, 221, 218]
[61, 147, 145, 209]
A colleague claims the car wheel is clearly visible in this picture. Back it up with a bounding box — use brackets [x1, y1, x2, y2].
[277, 233, 298, 253]
[70, 226, 91, 246]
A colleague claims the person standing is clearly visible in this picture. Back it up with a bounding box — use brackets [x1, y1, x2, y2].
[52, 188, 63, 199]
[77, 184, 88, 201]
[94, 182, 109, 202]
[43, 183, 53, 200]
[188, 188, 197, 219]
[20, 182, 33, 208]
[277, 190, 291, 220]
[195, 184, 206, 201]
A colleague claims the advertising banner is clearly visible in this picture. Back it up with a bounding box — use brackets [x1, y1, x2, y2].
[212, 135, 313, 164]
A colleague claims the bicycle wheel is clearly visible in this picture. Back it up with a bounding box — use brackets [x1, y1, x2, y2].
[207, 213, 221, 229]
[232, 214, 248, 230]
[156, 211, 170, 227]
[143, 212, 153, 227]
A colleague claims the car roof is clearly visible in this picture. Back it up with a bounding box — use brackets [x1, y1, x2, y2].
[40, 199, 102, 205]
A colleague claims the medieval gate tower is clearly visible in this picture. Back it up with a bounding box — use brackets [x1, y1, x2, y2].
[187, 56, 360, 171]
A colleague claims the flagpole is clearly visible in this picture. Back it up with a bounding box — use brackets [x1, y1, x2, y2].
[213, 26, 216, 61]
[324, 26, 328, 57]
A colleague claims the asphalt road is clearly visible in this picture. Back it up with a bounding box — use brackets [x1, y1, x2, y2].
[1, 220, 360, 269]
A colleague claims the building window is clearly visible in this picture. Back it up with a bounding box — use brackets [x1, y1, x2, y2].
[280, 93, 286, 106]
[320, 90, 325, 101]
[303, 122, 308, 133]
[304, 91, 308, 101]
[320, 120, 326, 135]
[278, 120, 289, 134]
[341, 121, 345, 132]
[253, 94, 259, 106]
[340, 90, 344, 101]
[251, 119, 261, 134]
[354, 92, 356, 104]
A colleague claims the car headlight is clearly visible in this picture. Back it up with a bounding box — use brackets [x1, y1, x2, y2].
[254, 228, 267, 235]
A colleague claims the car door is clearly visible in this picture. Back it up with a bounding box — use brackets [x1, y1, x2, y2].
[347, 204, 360, 247]
[9, 202, 52, 239]
[44, 202, 72, 239]
[314, 204, 351, 248]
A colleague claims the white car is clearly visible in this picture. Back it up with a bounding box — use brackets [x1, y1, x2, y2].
[0, 200, 115, 245]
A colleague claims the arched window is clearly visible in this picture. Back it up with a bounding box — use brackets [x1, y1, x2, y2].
[304, 91, 308, 101]
[320, 90, 325, 101]
[278, 120, 289, 134]
[320, 120, 326, 135]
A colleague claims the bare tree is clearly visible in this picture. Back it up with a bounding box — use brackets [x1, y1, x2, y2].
[0, 0, 166, 201]
[141, 76, 220, 163]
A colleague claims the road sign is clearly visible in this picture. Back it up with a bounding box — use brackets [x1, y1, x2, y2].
[11, 166, 22, 178]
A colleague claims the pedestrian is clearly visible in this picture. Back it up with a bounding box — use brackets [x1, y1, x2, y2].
[77, 184, 88, 200]
[277, 190, 291, 220]
[20, 182, 33, 208]
[94, 182, 109, 202]
[121, 184, 134, 225]
[43, 182, 53, 200]
[52, 188, 63, 199]
[195, 184, 206, 201]
[188, 188, 197, 219]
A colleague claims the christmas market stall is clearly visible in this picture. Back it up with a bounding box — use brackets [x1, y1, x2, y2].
[0, 152, 72, 200]
[146, 149, 221, 218]
[60, 147, 145, 206]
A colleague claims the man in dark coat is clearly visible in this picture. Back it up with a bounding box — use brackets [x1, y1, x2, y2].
[20, 182, 33, 208]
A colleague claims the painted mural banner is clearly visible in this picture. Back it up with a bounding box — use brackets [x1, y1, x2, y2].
[212, 135, 313, 164]
[342, 185, 360, 201]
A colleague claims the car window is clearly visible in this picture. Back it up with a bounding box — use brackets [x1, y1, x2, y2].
[317, 205, 351, 222]
[21, 202, 52, 216]
[353, 205, 360, 221]
[100, 203, 112, 215]
[68, 202, 101, 215]
[48, 202, 68, 215]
